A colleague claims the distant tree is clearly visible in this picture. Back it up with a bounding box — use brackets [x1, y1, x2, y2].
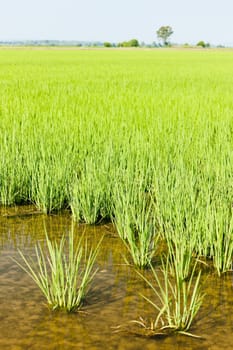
[156, 26, 173, 46]
[128, 39, 139, 47]
[118, 39, 139, 47]
[196, 40, 206, 48]
[118, 41, 127, 47]
[104, 42, 112, 47]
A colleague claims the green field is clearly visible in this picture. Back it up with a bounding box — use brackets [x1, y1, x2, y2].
[1, 48, 233, 334]
[1, 48, 233, 270]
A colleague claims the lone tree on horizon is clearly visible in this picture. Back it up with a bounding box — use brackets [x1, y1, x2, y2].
[156, 26, 173, 46]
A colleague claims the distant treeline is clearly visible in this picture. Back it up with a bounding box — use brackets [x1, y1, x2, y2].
[0, 39, 157, 47]
[0, 40, 229, 48]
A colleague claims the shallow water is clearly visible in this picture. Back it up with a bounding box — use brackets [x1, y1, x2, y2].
[0, 206, 233, 349]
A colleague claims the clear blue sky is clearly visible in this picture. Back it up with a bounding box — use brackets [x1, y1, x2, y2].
[0, 0, 232, 45]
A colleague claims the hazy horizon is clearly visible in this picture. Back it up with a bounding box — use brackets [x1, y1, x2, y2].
[0, 0, 233, 46]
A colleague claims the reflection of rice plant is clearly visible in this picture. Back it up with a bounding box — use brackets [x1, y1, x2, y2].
[14, 229, 102, 312]
[136, 259, 204, 337]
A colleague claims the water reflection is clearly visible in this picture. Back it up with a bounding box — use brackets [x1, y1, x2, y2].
[0, 206, 233, 349]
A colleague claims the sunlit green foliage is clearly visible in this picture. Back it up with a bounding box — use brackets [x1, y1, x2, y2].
[1, 49, 233, 274]
[136, 259, 204, 337]
[14, 229, 102, 312]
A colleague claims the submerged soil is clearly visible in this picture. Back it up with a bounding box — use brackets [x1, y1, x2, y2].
[0, 206, 233, 350]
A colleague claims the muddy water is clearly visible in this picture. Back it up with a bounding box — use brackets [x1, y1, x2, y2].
[0, 206, 233, 350]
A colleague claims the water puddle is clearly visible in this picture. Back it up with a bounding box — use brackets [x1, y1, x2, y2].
[0, 206, 233, 349]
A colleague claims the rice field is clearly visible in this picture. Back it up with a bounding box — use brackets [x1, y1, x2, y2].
[1, 48, 233, 337]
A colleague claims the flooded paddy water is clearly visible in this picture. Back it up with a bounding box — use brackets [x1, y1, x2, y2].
[0, 206, 233, 350]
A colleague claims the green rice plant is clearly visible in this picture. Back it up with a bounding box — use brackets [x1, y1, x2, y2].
[154, 172, 199, 280]
[191, 197, 233, 275]
[0, 131, 29, 205]
[71, 177, 104, 224]
[211, 204, 233, 275]
[28, 134, 75, 213]
[1, 49, 233, 270]
[14, 229, 102, 312]
[136, 258, 204, 337]
[70, 155, 112, 224]
[112, 163, 158, 268]
[165, 230, 195, 282]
